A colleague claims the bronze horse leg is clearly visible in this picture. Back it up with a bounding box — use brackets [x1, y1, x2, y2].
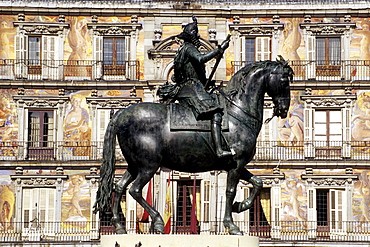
[223, 168, 243, 235]
[111, 171, 134, 234]
[232, 169, 263, 213]
[128, 170, 164, 234]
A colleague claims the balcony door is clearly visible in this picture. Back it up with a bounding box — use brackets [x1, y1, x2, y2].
[245, 37, 271, 64]
[103, 38, 126, 77]
[249, 188, 271, 238]
[316, 37, 341, 77]
[27, 110, 54, 160]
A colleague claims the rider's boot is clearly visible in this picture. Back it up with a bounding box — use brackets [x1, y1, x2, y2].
[212, 113, 233, 158]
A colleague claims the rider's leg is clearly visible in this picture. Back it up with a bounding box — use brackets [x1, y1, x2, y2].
[212, 112, 232, 158]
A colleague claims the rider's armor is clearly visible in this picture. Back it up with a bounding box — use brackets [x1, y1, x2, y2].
[172, 16, 232, 158]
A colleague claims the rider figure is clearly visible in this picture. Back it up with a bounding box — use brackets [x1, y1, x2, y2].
[172, 16, 232, 158]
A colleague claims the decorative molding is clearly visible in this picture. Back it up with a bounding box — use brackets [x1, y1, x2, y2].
[300, 95, 357, 107]
[229, 23, 284, 36]
[11, 175, 68, 187]
[87, 23, 142, 36]
[13, 95, 69, 108]
[86, 96, 142, 108]
[300, 22, 356, 36]
[13, 22, 69, 35]
[241, 174, 285, 186]
[148, 35, 214, 60]
[301, 174, 358, 185]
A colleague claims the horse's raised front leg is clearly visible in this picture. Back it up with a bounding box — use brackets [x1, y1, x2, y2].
[112, 171, 134, 234]
[232, 169, 263, 213]
[129, 171, 164, 234]
[223, 169, 243, 235]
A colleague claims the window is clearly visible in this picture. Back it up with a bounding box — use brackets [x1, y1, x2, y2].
[27, 111, 54, 160]
[249, 188, 271, 238]
[316, 188, 345, 236]
[176, 180, 200, 234]
[314, 110, 342, 158]
[245, 37, 271, 63]
[103, 38, 126, 76]
[22, 188, 55, 231]
[28, 37, 41, 75]
[316, 37, 341, 76]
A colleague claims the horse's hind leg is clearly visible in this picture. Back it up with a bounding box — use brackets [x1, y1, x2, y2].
[112, 171, 134, 234]
[232, 169, 263, 213]
[129, 170, 164, 234]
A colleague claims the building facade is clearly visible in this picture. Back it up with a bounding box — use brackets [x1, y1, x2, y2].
[0, 0, 370, 246]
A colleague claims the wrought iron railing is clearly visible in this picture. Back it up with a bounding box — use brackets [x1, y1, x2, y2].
[0, 140, 369, 161]
[0, 220, 369, 242]
[232, 60, 370, 82]
[0, 59, 140, 81]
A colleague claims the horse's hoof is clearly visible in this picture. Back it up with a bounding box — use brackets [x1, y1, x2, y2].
[153, 215, 165, 234]
[228, 226, 243, 235]
[115, 228, 127, 234]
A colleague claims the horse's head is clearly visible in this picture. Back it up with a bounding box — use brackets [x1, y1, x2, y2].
[265, 56, 293, 119]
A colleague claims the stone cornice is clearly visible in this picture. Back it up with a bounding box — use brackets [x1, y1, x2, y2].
[300, 22, 356, 36]
[229, 23, 284, 36]
[86, 96, 142, 108]
[301, 174, 358, 185]
[13, 21, 69, 35]
[300, 94, 357, 107]
[13, 95, 69, 107]
[87, 22, 142, 36]
[11, 175, 68, 187]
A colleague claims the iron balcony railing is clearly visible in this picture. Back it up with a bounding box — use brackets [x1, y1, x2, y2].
[0, 140, 369, 161]
[0, 59, 140, 81]
[232, 60, 370, 82]
[0, 221, 370, 242]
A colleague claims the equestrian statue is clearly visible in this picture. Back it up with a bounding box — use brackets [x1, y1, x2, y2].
[94, 16, 293, 235]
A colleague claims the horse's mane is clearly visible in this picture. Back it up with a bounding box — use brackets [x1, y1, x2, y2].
[225, 60, 286, 99]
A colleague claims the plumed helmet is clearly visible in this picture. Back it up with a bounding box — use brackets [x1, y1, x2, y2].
[177, 15, 200, 46]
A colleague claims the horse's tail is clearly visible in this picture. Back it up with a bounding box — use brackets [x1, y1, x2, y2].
[93, 119, 118, 214]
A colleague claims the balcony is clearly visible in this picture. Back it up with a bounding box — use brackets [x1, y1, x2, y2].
[0, 220, 369, 243]
[232, 60, 370, 83]
[0, 141, 368, 162]
[0, 59, 140, 81]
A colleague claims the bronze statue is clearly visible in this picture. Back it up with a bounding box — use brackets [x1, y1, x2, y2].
[94, 43, 293, 235]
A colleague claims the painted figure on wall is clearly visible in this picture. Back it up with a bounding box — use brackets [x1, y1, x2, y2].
[62, 174, 89, 228]
[0, 92, 17, 144]
[353, 171, 370, 226]
[282, 177, 306, 223]
[352, 92, 370, 142]
[64, 96, 91, 156]
[66, 17, 89, 77]
[278, 93, 304, 144]
[357, 20, 370, 61]
[279, 18, 302, 61]
[0, 185, 15, 230]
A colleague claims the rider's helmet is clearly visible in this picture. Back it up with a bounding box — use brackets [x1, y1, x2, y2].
[177, 15, 201, 47]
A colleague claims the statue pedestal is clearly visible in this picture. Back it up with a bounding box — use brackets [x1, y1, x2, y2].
[101, 234, 259, 247]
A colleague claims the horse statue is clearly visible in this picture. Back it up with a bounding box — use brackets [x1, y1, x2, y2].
[94, 57, 293, 235]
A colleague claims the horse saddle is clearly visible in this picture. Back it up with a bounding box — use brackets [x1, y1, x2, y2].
[169, 100, 229, 131]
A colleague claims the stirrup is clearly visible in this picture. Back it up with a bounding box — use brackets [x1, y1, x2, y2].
[217, 150, 233, 158]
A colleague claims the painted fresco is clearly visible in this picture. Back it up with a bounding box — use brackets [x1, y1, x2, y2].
[0, 171, 15, 231]
[63, 91, 92, 157]
[278, 90, 304, 145]
[281, 170, 307, 222]
[61, 172, 90, 230]
[0, 90, 18, 144]
[352, 91, 370, 143]
[353, 170, 370, 225]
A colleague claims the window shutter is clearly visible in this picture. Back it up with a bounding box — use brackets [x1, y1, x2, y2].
[307, 188, 316, 238]
[15, 33, 27, 78]
[93, 35, 103, 79]
[201, 180, 210, 223]
[329, 189, 346, 233]
[306, 36, 316, 79]
[42, 36, 58, 80]
[255, 37, 271, 61]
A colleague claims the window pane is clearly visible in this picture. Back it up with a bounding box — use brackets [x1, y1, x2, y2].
[29, 37, 41, 65]
[245, 38, 255, 62]
[116, 39, 125, 65]
[329, 38, 341, 65]
[329, 110, 341, 122]
[103, 38, 113, 65]
[316, 38, 326, 64]
[314, 124, 326, 135]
